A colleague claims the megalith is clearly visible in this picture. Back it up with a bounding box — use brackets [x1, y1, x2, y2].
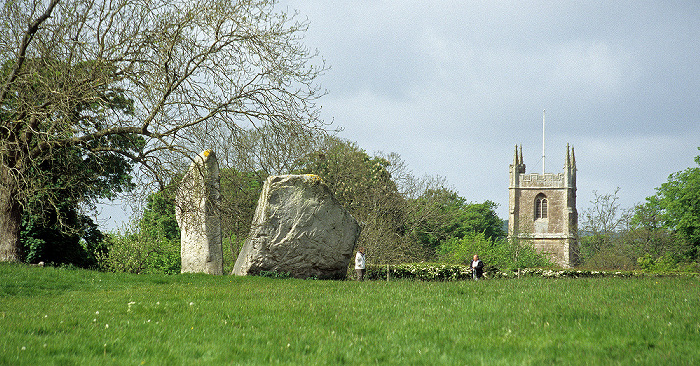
[176, 149, 223, 275]
[233, 174, 361, 279]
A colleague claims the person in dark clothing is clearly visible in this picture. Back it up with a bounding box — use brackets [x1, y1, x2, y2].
[471, 254, 484, 280]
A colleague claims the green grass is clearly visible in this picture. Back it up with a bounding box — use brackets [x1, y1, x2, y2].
[1, 264, 699, 365]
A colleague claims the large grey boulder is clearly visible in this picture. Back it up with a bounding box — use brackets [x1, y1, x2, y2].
[233, 174, 361, 279]
[176, 150, 223, 275]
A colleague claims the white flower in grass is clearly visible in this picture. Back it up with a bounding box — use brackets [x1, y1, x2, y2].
[105, 324, 109, 329]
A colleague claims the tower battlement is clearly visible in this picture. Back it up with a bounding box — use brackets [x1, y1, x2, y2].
[520, 173, 566, 188]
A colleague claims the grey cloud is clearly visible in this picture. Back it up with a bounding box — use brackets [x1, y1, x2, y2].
[281, 0, 700, 217]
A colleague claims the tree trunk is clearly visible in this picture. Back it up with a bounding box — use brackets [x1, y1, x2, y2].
[0, 170, 21, 262]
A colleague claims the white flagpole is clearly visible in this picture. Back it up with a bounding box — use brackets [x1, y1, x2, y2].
[542, 109, 546, 174]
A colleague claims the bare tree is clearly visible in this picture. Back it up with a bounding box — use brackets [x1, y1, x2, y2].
[0, 0, 328, 261]
[581, 188, 632, 238]
[579, 188, 634, 265]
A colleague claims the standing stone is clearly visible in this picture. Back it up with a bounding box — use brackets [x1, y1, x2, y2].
[176, 149, 223, 275]
[233, 174, 361, 279]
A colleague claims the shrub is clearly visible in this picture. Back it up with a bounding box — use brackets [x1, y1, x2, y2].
[20, 209, 106, 268]
[97, 230, 180, 274]
[364, 263, 471, 281]
[437, 232, 553, 271]
[636, 253, 700, 273]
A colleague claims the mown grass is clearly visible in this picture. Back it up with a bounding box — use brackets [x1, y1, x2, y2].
[1, 264, 698, 365]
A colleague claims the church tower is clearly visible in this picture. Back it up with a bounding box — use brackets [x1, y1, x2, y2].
[508, 144, 578, 268]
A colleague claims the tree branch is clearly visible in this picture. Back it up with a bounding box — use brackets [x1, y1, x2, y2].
[28, 126, 149, 160]
[0, 0, 60, 103]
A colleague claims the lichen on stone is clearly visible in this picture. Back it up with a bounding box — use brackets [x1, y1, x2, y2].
[303, 174, 322, 183]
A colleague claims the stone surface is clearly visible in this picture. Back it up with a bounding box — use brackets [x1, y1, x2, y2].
[508, 144, 578, 268]
[233, 174, 361, 279]
[176, 150, 223, 275]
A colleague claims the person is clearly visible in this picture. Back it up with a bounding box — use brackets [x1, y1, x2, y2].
[355, 247, 366, 281]
[471, 254, 484, 280]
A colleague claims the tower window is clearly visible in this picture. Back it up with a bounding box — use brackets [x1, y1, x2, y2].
[535, 195, 548, 219]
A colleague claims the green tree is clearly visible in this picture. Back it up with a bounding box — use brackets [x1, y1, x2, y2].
[579, 154, 700, 272]
[1, 0, 327, 261]
[0, 56, 142, 266]
[20, 207, 104, 268]
[627, 198, 684, 264]
[635, 150, 700, 262]
[19, 141, 137, 267]
[455, 201, 505, 240]
[138, 189, 180, 243]
[293, 137, 424, 263]
[409, 188, 505, 255]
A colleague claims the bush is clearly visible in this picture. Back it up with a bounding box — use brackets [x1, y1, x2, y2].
[20, 209, 106, 268]
[356, 263, 698, 281]
[637, 253, 700, 273]
[437, 232, 553, 271]
[364, 263, 471, 281]
[97, 230, 180, 274]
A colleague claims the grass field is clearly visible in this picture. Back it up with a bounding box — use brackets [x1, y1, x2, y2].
[1, 264, 698, 365]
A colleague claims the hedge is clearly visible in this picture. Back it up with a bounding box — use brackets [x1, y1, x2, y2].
[349, 263, 698, 281]
[362, 263, 472, 281]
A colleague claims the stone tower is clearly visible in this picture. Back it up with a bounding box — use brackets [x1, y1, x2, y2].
[508, 144, 578, 268]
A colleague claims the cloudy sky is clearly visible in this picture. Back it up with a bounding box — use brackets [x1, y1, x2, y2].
[274, 0, 700, 219]
[98, 1, 699, 228]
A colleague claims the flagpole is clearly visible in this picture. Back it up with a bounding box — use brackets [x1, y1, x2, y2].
[542, 109, 545, 174]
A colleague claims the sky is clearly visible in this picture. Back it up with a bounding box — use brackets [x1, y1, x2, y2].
[97, 1, 700, 229]
[273, 0, 700, 219]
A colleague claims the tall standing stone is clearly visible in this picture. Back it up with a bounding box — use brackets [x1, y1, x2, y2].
[176, 149, 223, 275]
[233, 174, 361, 279]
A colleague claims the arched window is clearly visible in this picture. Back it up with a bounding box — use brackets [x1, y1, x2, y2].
[535, 194, 548, 219]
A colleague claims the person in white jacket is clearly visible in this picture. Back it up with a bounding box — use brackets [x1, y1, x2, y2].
[354, 247, 366, 281]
